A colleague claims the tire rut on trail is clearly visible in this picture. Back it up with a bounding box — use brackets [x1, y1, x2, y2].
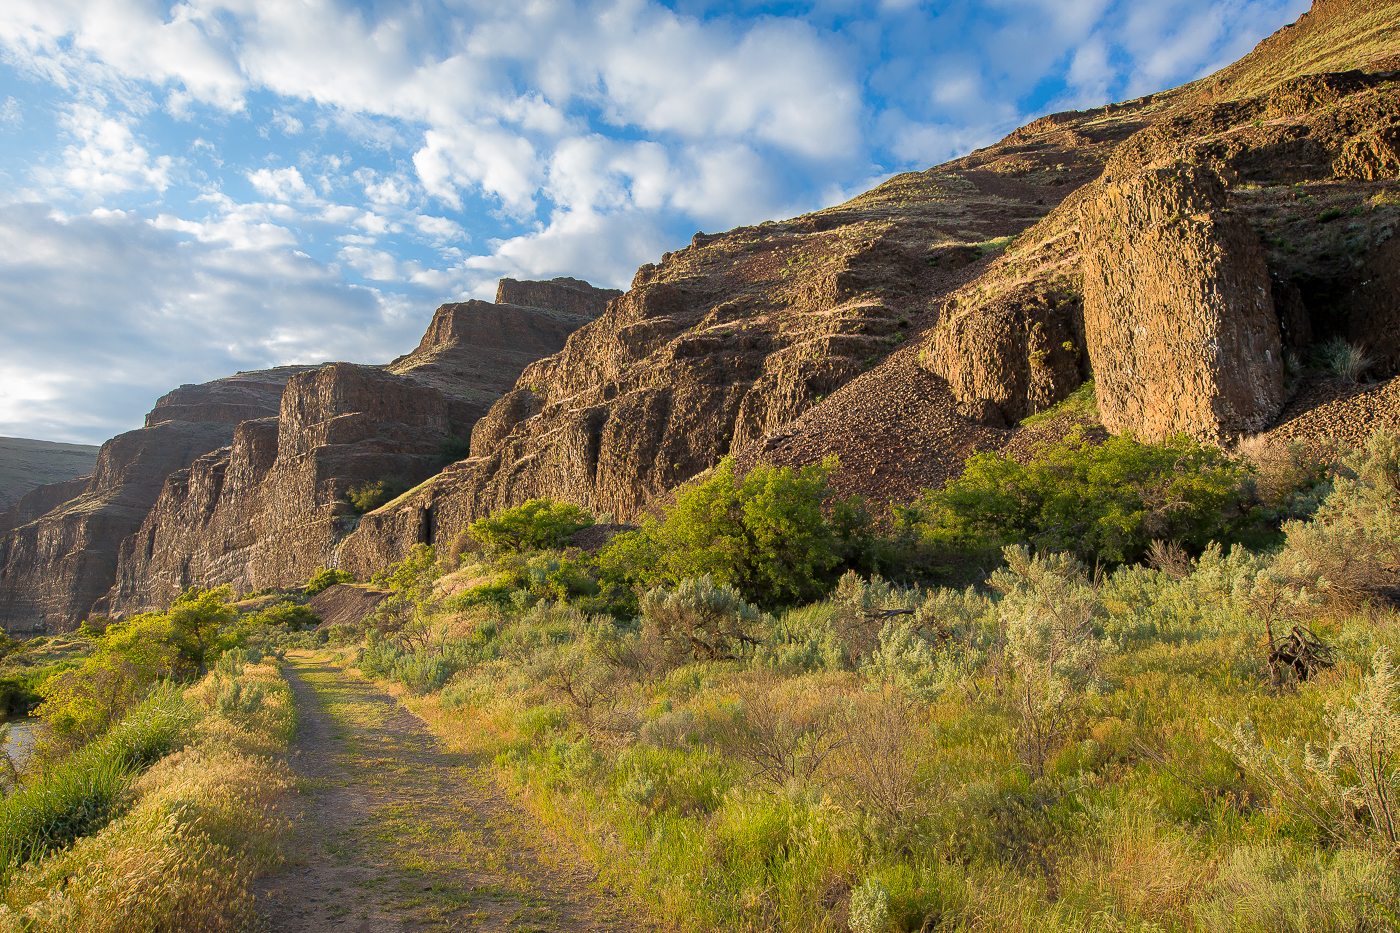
[254, 659, 651, 932]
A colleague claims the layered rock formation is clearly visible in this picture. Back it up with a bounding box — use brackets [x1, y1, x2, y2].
[1079, 164, 1286, 440]
[340, 0, 1400, 570]
[103, 282, 611, 617]
[8, 0, 1400, 624]
[0, 437, 100, 513]
[0, 367, 308, 631]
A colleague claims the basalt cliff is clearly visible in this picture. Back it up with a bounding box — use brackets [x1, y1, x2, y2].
[339, 0, 1400, 575]
[0, 280, 615, 629]
[6, 0, 1400, 630]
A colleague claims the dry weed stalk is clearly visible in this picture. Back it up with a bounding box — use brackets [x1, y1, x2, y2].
[837, 685, 937, 829]
[725, 676, 846, 791]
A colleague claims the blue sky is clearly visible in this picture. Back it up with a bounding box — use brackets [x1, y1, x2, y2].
[0, 0, 1309, 445]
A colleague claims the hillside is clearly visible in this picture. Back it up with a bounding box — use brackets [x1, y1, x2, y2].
[5, 0, 1400, 630]
[0, 278, 617, 631]
[341, 0, 1400, 573]
[0, 437, 99, 512]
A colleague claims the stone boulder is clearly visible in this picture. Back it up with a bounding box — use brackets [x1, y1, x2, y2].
[921, 284, 1085, 426]
[1079, 163, 1286, 441]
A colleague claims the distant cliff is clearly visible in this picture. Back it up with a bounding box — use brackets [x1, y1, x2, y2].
[0, 279, 615, 631]
[0, 368, 309, 631]
[0, 437, 100, 515]
[102, 283, 614, 619]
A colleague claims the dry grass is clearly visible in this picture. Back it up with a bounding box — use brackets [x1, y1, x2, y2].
[0, 660, 294, 933]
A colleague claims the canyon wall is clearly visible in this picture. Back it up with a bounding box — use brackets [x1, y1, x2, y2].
[103, 285, 612, 618]
[0, 368, 308, 631]
[341, 0, 1400, 570]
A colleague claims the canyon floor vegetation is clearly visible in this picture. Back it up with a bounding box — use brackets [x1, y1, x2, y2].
[0, 592, 298, 932]
[4, 424, 1399, 932]
[294, 426, 1400, 932]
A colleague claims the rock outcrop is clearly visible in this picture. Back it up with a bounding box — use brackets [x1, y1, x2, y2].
[495, 277, 621, 316]
[0, 368, 299, 632]
[339, 0, 1400, 573]
[924, 284, 1086, 427]
[0, 476, 91, 539]
[1079, 163, 1286, 441]
[0, 367, 314, 631]
[102, 281, 607, 617]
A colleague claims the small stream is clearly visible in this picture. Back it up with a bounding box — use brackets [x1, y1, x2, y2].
[4, 718, 37, 771]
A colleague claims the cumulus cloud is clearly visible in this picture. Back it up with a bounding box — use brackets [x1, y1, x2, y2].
[246, 165, 315, 202]
[52, 104, 172, 196]
[0, 201, 425, 443]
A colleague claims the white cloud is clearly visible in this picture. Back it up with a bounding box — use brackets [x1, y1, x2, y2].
[270, 110, 303, 135]
[53, 104, 172, 196]
[413, 214, 465, 243]
[338, 245, 401, 281]
[413, 125, 542, 216]
[0, 97, 21, 126]
[0, 200, 424, 443]
[246, 165, 315, 202]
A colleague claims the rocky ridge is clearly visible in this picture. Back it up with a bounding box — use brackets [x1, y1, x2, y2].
[0, 368, 309, 631]
[102, 283, 613, 618]
[340, 0, 1400, 574]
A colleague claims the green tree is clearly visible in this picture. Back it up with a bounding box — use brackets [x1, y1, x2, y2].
[166, 586, 237, 675]
[346, 477, 412, 514]
[36, 613, 184, 747]
[468, 498, 595, 552]
[305, 567, 354, 595]
[602, 456, 863, 608]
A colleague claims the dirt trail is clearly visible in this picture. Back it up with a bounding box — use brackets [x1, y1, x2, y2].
[254, 659, 651, 932]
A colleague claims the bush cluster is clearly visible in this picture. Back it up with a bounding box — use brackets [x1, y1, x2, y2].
[312, 428, 1400, 933]
[924, 430, 1260, 565]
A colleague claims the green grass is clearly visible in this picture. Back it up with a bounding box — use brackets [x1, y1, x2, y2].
[0, 684, 194, 877]
[1018, 380, 1098, 428]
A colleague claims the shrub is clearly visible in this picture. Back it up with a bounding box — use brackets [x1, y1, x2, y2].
[346, 477, 412, 514]
[927, 430, 1254, 565]
[1276, 428, 1400, 597]
[1220, 649, 1400, 849]
[304, 567, 353, 595]
[603, 456, 873, 608]
[370, 543, 440, 594]
[639, 575, 766, 662]
[165, 586, 237, 676]
[848, 877, 890, 933]
[437, 433, 470, 464]
[991, 546, 1105, 778]
[36, 616, 184, 751]
[468, 498, 594, 552]
[723, 676, 845, 791]
[835, 688, 933, 832]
